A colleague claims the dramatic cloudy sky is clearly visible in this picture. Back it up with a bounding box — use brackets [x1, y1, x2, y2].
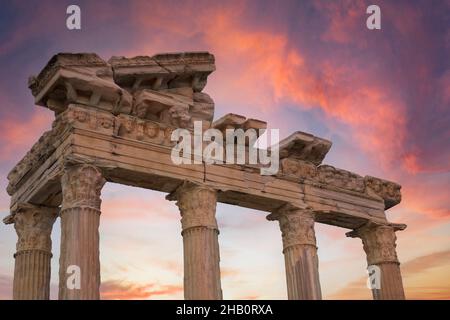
[0, 0, 449, 299]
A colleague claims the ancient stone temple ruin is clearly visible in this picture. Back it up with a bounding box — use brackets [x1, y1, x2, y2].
[4, 52, 406, 300]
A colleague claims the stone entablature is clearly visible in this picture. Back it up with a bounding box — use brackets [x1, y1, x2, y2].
[7, 103, 401, 212]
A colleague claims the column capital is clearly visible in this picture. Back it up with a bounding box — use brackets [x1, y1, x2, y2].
[166, 181, 218, 231]
[61, 164, 106, 212]
[267, 204, 316, 250]
[346, 222, 406, 265]
[7, 203, 58, 254]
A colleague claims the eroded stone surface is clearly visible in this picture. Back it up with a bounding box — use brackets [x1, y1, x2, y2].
[278, 131, 332, 166]
[29, 53, 132, 115]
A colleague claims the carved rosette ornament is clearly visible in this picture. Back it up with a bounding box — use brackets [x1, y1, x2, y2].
[347, 223, 400, 265]
[11, 203, 58, 254]
[267, 204, 316, 251]
[61, 164, 106, 212]
[168, 182, 218, 231]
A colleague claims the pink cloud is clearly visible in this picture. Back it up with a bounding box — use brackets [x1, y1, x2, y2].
[101, 193, 179, 221]
[100, 280, 182, 300]
[0, 109, 53, 162]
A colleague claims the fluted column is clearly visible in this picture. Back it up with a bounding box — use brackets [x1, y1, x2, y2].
[267, 205, 321, 300]
[59, 164, 106, 300]
[7, 203, 58, 300]
[346, 223, 406, 300]
[167, 182, 222, 300]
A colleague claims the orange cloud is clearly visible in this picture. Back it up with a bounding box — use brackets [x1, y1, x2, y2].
[128, 0, 409, 172]
[100, 280, 182, 300]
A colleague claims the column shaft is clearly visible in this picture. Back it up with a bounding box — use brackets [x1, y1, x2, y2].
[372, 263, 405, 300]
[13, 250, 52, 300]
[168, 182, 222, 300]
[284, 245, 321, 300]
[183, 227, 221, 299]
[268, 205, 322, 300]
[59, 164, 105, 300]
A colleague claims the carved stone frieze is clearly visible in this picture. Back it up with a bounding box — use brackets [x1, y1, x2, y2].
[316, 165, 365, 193]
[115, 114, 176, 147]
[62, 104, 115, 135]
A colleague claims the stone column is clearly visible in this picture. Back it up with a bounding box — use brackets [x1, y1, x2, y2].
[167, 182, 222, 300]
[267, 205, 322, 300]
[59, 164, 106, 300]
[346, 223, 406, 300]
[7, 203, 58, 300]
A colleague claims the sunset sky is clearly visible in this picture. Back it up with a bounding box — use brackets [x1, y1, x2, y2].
[0, 0, 449, 299]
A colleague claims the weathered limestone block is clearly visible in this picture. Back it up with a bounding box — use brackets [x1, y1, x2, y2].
[132, 89, 214, 129]
[280, 158, 317, 180]
[59, 164, 106, 300]
[115, 114, 175, 147]
[190, 92, 215, 129]
[62, 104, 115, 135]
[133, 89, 190, 127]
[364, 176, 401, 209]
[267, 204, 322, 300]
[28, 53, 132, 115]
[167, 182, 222, 300]
[153, 52, 215, 92]
[347, 222, 406, 300]
[278, 132, 332, 166]
[316, 165, 365, 193]
[212, 113, 267, 145]
[212, 113, 266, 133]
[3, 203, 58, 300]
[109, 52, 215, 93]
